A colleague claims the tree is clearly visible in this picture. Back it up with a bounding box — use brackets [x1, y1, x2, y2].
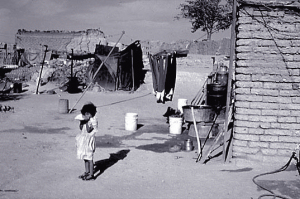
[176, 0, 232, 41]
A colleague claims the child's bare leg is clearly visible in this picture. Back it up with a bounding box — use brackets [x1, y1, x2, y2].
[88, 160, 94, 176]
[85, 160, 89, 174]
[78, 160, 89, 179]
[83, 160, 94, 180]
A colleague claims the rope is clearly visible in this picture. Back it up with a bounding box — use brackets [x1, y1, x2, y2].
[252, 152, 300, 199]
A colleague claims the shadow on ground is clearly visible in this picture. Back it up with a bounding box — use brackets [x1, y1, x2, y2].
[221, 167, 253, 172]
[94, 149, 130, 179]
[256, 179, 300, 199]
[0, 94, 23, 102]
[95, 125, 219, 154]
[0, 125, 70, 134]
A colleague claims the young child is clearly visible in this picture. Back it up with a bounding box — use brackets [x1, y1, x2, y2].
[75, 102, 98, 181]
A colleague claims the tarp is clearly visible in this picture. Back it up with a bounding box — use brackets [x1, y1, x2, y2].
[18, 49, 52, 66]
[18, 51, 31, 66]
[88, 40, 144, 91]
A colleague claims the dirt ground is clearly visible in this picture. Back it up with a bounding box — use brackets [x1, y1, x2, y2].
[0, 55, 299, 199]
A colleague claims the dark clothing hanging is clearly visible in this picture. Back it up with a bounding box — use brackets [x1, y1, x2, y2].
[149, 51, 177, 103]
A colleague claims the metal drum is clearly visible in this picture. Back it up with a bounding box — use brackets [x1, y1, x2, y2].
[206, 83, 227, 107]
[207, 94, 226, 107]
[182, 105, 215, 123]
[13, 83, 22, 93]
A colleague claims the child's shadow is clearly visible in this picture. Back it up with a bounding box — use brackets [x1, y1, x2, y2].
[94, 149, 130, 179]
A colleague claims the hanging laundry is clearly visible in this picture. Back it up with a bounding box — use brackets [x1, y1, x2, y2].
[149, 50, 188, 103]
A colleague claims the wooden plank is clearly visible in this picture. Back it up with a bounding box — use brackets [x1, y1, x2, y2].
[191, 107, 202, 159]
[191, 78, 208, 105]
[131, 49, 135, 91]
[35, 45, 48, 94]
[196, 113, 219, 162]
[199, 106, 232, 164]
[223, 0, 237, 163]
[199, 127, 224, 164]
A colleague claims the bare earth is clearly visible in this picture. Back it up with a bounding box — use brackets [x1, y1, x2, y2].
[0, 55, 299, 199]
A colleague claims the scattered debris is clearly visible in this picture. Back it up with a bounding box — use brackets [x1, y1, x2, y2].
[169, 145, 181, 152]
[46, 90, 56, 94]
[163, 107, 183, 123]
[0, 104, 14, 112]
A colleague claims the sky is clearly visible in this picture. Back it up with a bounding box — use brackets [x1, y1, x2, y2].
[0, 0, 230, 45]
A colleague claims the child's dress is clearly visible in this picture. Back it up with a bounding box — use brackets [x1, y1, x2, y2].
[76, 116, 98, 160]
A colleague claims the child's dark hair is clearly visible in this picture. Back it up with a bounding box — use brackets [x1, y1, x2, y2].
[81, 103, 97, 117]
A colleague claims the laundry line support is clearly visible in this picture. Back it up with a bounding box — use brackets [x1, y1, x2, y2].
[131, 49, 135, 91]
[35, 45, 48, 94]
[68, 31, 125, 113]
[71, 49, 74, 78]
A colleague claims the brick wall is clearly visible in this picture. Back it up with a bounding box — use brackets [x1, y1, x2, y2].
[233, 3, 300, 164]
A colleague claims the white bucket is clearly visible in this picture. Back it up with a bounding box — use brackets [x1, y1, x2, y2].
[125, 113, 138, 131]
[58, 99, 69, 114]
[169, 116, 183, 135]
[93, 86, 100, 92]
[178, 98, 188, 114]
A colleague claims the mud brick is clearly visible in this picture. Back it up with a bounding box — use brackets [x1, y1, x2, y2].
[261, 148, 277, 155]
[260, 135, 279, 142]
[234, 146, 260, 154]
[233, 139, 248, 147]
[235, 133, 260, 141]
[248, 141, 269, 148]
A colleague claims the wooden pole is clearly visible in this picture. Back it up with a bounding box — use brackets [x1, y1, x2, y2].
[191, 107, 202, 160]
[35, 45, 48, 94]
[71, 49, 73, 78]
[131, 49, 135, 91]
[223, 0, 237, 162]
[68, 31, 125, 113]
[5, 45, 7, 64]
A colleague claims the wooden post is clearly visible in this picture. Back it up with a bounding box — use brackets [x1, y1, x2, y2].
[71, 49, 73, 78]
[35, 45, 48, 94]
[191, 107, 202, 160]
[223, 0, 237, 162]
[131, 49, 135, 91]
[5, 44, 7, 64]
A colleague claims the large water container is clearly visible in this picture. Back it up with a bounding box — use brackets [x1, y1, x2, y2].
[206, 83, 227, 107]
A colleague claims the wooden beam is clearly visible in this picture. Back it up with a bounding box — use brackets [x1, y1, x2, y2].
[131, 49, 135, 91]
[35, 45, 48, 94]
[71, 49, 73, 78]
[223, 0, 237, 163]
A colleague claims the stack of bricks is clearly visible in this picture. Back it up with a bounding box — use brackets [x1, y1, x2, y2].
[233, 2, 300, 164]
